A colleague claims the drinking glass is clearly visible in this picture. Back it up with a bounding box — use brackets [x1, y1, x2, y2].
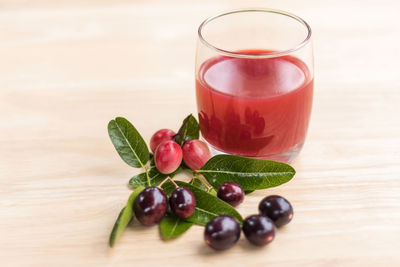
[195, 9, 313, 162]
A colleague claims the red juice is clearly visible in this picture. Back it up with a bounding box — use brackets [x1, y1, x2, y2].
[196, 50, 313, 157]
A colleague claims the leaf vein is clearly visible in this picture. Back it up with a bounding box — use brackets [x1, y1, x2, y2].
[114, 120, 145, 168]
[199, 170, 294, 176]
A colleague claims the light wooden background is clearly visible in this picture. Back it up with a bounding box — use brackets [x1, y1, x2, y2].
[1, 0, 400, 266]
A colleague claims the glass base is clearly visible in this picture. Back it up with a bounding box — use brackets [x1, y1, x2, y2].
[204, 140, 304, 163]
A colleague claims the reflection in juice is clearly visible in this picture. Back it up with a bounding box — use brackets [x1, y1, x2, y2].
[196, 50, 313, 157]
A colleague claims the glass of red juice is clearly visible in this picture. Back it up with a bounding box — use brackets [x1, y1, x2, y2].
[195, 9, 313, 163]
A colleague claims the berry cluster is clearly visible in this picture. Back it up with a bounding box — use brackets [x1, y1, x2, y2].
[108, 115, 297, 250]
[150, 129, 211, 174]
[134, 185, 196, 225]
[147, 129, 294, 250]
[133, 128, 212, 226]
[204, 195, 293, 250]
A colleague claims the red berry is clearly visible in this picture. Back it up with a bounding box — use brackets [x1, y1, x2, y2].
[169, 187, 196, 218]
[217, 182, 244, 207]
[133, 187, 168, 226]
[182, 140, 211, 170]
[154, 140, 183, 174]
[150, 129, 176, 153]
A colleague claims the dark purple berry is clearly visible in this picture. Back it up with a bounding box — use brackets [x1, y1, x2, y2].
[242, 215, 275, 246]
[258, 195, 293, 227]
[204, 215, 241, 250]
[217, 182, 244, 207]
[133, 187, 168, 226]
[169, 187, 196, 219]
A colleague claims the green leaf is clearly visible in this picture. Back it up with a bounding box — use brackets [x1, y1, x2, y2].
[160, 213, 193, 240]
[109, 186, 145, 247]
[161, 180, 176, 196]
[175, 114, 200, 145]
[162, 181, 242, 226]
[199, 155, 296, 191]
[190, 177, 217, 196]
[207, 187, 217, 196]
[108, 117, 149, 168]
[190, 177, 208, 191]
[129, 167, 167, 187]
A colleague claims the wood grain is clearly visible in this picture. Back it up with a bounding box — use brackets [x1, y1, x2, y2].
[1, 0, 400, 266]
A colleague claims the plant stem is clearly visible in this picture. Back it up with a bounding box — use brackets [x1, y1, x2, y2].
[168, 177, 179, 188]
[158, 176, 179, 189]
[186, 168, 196, 174]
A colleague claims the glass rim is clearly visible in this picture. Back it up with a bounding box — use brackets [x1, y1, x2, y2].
[198, 8, 312, 59]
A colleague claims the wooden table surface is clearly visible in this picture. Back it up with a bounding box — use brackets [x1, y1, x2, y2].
[1, 0, 400, 266]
